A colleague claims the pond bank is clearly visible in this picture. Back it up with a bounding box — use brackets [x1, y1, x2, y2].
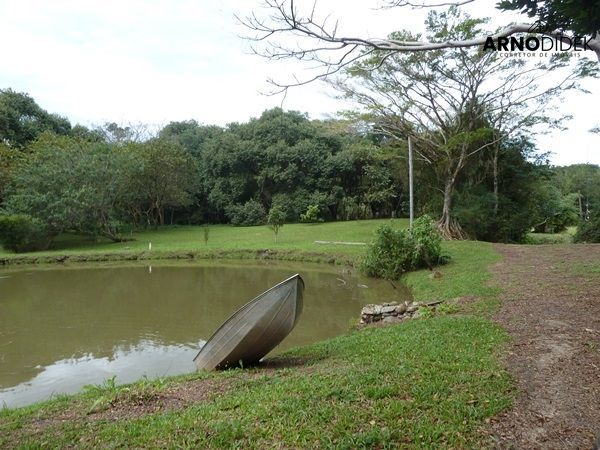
[0, 248, 356, 267]
[1, 261, 404, 408]
[1, 316, 512, 448]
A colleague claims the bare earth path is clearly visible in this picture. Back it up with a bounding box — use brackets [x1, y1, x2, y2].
[489, 244, 600, 449]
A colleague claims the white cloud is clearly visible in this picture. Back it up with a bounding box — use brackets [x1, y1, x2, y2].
[0, 0, 597, 165]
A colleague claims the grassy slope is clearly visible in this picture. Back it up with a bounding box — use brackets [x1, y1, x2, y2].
[1, 317, 511, 449]
[0, 221, 512, 448]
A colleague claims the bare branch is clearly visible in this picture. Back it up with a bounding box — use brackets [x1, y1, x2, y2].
[381, 0, 475, 9]
[240, 0, 600, 91]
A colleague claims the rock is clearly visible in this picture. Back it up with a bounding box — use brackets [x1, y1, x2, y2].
[361, 304, 382, 316]
[406, 304, 418, 313]
[382, 301, 398, 307]
[382, 316, 401, 324]
[395, 303, 408, 315]
[381, 305, 397, 315]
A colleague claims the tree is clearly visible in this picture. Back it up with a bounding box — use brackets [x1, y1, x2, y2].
[0, 143, 22, 204]
[267, 205, 286, 242]
[454, 137, 550, 242]
[2, 134, 128, 242]
[159, 120, 223, 157]
[94, 122, 152, 144]
[121, 139, 198, 227]
[241, 0, 600, 94]
[554, 163, 600, 219]
[574, 209, 600, 242]
[0, 89, 71, 148]
[497, 0, 600, 37]
[226, 199, 266, 226]
[70, 124, 105, 142]
[336, 10, 587, 238]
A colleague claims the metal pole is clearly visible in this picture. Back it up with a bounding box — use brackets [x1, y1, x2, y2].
[408, 136, 414, 230]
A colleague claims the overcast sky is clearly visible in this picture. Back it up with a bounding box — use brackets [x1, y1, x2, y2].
[0, 0, 598, 166]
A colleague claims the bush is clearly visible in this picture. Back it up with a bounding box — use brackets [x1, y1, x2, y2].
[300, 204, 323, 223]
[361, 215, 443, 280]
[226, 200, 266, 226]
[0, 214, 51, 252]
[410, 215, 443, 267]
[574, 211, 600, 243]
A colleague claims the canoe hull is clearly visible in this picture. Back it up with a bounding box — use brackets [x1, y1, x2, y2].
[194, 274, 304, 370]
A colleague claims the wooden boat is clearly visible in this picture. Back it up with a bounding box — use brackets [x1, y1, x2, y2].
[193, 274, 304, 370]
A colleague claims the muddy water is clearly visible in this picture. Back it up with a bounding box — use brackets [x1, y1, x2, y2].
[0, 261, 410, 408]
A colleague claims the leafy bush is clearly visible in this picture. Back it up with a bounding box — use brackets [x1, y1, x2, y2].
[0, 214, 51, 252]
[226, 200, 266, 226]
[574, 211, 600, 243]
[361, 215, 443, 280]
[410, 215, 443, 267]
[300, 204, 323, 223]
[361, 225, 415, 280]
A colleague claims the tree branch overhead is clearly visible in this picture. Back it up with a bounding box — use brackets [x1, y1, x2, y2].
[240, 0, 600, 92]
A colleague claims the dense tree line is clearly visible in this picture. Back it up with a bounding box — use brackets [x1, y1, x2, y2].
[0, 88, 597, 251]
[160, 109, 404, 225]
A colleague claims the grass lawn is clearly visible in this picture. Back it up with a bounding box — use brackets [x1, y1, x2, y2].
[526, 226, 576, 244]
[0, 316, 512, 449]
[0, 219, 514, 448]
[0, 219, 405, 264]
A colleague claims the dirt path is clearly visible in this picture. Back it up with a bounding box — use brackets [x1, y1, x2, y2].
[489, 244, 600, 449]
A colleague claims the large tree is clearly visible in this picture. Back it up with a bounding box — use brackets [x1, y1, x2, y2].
[336, 9, 589, 238]
[120, 139, 198, 227]
[0, 89, 71, 148]
[2, 134, 128, 241]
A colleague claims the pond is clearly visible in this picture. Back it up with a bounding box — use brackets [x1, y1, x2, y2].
[0, 260, 411, 408]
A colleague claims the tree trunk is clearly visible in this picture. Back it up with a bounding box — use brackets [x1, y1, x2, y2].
[158, 207, 164, 226]
[437, 175, 465, 240]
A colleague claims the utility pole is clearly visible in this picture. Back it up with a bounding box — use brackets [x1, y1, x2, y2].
[408, 136, 414, 230]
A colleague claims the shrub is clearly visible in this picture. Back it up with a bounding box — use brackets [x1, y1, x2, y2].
[574, 211, 600, 243]
[361, 225, 414, 280]
[0, 214, 51, 252]
[361, 215, 443, 280]
[411, 215, 443, 268]
[226, 200, 266, 226]
[300, 204, 323, 223]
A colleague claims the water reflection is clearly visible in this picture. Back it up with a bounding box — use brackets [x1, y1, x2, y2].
[0, 341, 201, 408]
[0, 261, 410, 407]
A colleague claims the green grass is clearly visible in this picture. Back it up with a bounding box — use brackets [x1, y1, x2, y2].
[405, 241, 501, 304]
[564, 262, 600, 277]
[0, 219, 515, 447]
[0, 219, 406, 265]
[1, 317, 512, 449]
[526, 226, 576, 245]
